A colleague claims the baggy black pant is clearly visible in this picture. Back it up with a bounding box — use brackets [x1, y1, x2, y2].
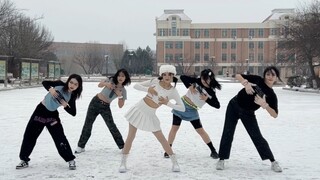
[77, 96, 124, 149]
[218, 96, 275, 160]
[19, 103, 75, 162]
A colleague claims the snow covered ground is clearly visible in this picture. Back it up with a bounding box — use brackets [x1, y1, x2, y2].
[0, 82, 319, 180]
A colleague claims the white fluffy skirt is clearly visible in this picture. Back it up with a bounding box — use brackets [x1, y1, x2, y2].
[125, 100, 161, 132]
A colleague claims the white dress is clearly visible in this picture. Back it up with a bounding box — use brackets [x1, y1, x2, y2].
[125, 78, 185, 132]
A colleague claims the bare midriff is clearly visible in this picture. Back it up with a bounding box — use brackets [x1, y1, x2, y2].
[97, 93, 111, 104]
[143, 96, 160, 109]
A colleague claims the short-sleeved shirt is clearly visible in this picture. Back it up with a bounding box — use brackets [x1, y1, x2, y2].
[100, 78, 127, 102]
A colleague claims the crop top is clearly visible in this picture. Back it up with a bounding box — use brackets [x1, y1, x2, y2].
[134, 78, 185, 112]
[100, 78, 127, 101]
[180, 75, 220, 109]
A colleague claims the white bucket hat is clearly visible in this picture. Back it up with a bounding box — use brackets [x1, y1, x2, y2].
[159, 64, 176, 76]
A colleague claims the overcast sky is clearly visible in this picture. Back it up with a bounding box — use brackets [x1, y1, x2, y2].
[13, 0, 311, 50]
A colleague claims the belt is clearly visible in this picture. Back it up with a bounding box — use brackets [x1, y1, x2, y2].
[182, 96, 198, 110]
[95, 95, 110, 105]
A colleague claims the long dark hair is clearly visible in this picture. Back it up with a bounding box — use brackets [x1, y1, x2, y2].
[263, 66, 282, 82]
[158, 75, 178, 87]
[62, 74, 83, 99]
[200, 69, 222, 90]
[109, 68, 131, 86]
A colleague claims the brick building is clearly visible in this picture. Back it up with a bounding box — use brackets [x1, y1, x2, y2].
[155, 9, 295, 79]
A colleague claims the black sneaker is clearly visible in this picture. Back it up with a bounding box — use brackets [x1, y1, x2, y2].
[164, 152, 169, 158]
[210, 151, 219, 159]
[68, 160, 76, 170]
[16, 160, 29, 169]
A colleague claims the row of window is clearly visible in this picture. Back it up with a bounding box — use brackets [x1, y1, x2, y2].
[158, 28, 280, 37]
[165, 53, 265, 62]
[165, 41, 265, 49]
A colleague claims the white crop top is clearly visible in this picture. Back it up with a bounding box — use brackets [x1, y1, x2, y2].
[134, 78, 185, 112]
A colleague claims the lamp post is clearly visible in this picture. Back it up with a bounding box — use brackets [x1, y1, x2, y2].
[245, 58, 249, 74]
[104, 55, 109, 76]
[210, 56, 215, 69]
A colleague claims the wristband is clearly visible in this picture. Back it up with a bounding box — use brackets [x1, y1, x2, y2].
[118, 96, 123, 99]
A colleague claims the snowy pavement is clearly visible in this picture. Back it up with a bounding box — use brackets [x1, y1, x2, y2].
[0, 82, 319, 180]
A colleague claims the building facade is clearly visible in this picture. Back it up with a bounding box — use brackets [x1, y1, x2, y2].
[155, 9, 295, 79]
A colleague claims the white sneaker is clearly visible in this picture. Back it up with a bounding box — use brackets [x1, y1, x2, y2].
[68, 160, 76, 170]
[271, 161, 282, 172]
[74, 147, 85, 154]
[216, 160, 225, 170]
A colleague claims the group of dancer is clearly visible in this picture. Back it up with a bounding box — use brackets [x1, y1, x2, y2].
[15, 64, 282, 173]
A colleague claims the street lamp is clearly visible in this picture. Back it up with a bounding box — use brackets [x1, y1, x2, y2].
[104, 55, 109, 76]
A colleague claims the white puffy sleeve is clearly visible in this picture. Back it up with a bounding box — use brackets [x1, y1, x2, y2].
[166, 88, 185, 112]
[133, 79, 157, 92]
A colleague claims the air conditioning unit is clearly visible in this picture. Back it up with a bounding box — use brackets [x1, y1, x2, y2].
[249, 36, 253, 40]
[233, 36, 237, 40]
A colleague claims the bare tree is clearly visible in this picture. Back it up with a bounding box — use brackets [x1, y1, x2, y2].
[73, 43, 105, 75]
[278, 0, 320, 88]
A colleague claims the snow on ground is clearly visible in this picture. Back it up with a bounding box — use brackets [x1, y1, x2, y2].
[0, 82, 319, 180]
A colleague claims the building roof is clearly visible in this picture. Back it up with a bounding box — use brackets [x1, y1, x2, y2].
[262, 8, 295, 22]
[157, 9, 192, 21]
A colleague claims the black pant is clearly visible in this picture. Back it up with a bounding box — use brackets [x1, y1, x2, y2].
[19, 103, 75, 162]
[218, 96, 274, 160]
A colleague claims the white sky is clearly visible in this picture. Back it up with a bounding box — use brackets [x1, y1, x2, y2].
[12, 0, 313, 49]
[1, 81, 320, 179]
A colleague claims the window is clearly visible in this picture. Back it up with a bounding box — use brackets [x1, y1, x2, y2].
[231, 53, 236, 62]
[249, 42, 254, 49]
[204, 42, 209, 49]
[172, 17, 176, 21]
[195, 30, 201, 38]
[258, 53, 264, 62]
[222, 42, 227, 49]
[258, 41, 264, 49]
[222, 53, 227, 61]
[195, 54, 200, 62]
[248, 29, 255, 37]
[183, 29, 189, 36]
[165, 54, 173, 62]
[175, 41, 183, 49]
[258, 29, 264, 37]
[231, 29, 237, 37]
[204, 29, 209, 37]
[165, 42, 173, 49]
[175, 54, 183, 61]
[249, 53, 254, 61]
[231, 42, 236, 49]
[171, 27, 177, 36]
[204, 54, 209, 61]
[270, 28, 278, 36]
[158, 29, 164, 36]
[222, 29, 228, 37]
[195, 42, 200, 49]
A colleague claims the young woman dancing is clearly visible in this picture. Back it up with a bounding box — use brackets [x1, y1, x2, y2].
[119, 64, 185, 173]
